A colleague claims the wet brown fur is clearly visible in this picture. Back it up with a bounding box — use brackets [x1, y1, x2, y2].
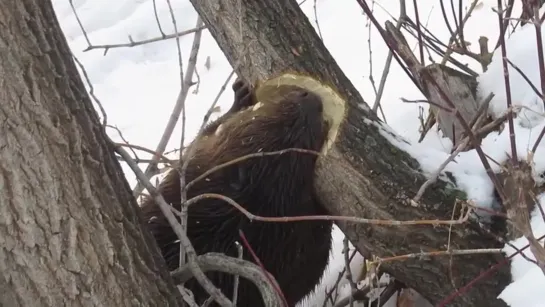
[139, 79, 333, 306]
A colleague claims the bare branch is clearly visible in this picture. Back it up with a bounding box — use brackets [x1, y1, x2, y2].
[83, 26, 206, 53]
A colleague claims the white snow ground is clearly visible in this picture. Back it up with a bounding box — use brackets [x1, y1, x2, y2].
[51, 0, 545, 306]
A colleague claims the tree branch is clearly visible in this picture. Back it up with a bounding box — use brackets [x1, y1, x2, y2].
[188, 0, 511, 305]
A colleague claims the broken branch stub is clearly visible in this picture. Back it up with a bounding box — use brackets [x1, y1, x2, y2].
[382, 21, 490, 146]
[190, 0, 510, 305]
[421, 64, 484, 145]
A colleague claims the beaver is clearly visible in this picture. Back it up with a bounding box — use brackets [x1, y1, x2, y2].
[139, 77, 333, 306]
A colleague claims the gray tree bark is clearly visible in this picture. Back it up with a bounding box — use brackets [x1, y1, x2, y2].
[189, 0, 511, 306]
[0, 1, 184, 306]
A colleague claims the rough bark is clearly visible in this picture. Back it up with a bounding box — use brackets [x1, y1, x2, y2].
[382, 20, 486, 146]
[189, 0, 511, 306]
[421, 64, 481, 144]
[0, 1, 183, 306]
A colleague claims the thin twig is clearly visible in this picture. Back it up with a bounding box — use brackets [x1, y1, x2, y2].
[83, 26, 206, 52]
[116, 145, 234, 306]
[497, 0, 519, 163]
[131, 21, 206, 198]
[183, 193, 472, 226]
[152, 0, 166, 36]
[71, 53, 107, 126]
[372, 0, 406, 114]
[69, 0, 91, 46]
[177, 16, 205, 269]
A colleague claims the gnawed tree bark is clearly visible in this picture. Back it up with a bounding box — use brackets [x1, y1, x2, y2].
[189, 0, 511, 306]
[0, 1, 184, 306]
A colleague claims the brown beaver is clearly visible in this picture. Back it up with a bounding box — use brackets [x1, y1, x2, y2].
[139, 77, 333, 306]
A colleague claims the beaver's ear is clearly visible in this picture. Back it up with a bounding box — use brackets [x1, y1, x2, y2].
[231, 78, 257, 114]
[232, 76, 245, 91]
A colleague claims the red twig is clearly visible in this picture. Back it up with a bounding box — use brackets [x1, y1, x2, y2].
[497, 0, 519, 163]
[238, 230, 289, 307]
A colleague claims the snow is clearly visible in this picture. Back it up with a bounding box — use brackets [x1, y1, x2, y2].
[51, 0, 545, 306]
[479, 20, 545, 307]
[478, 27, 545, 130]
[499, 194, 545, 307]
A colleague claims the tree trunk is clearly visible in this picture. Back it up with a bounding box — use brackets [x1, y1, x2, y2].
[189, 0, 511, 306]
[0, 1, 183, 306]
